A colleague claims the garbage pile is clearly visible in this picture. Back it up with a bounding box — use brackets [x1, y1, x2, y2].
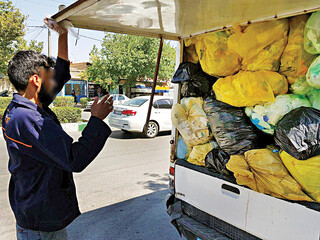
[172, 12, 320, 203]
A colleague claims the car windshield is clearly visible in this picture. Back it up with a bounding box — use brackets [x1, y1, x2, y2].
[123, 98, 147, 107]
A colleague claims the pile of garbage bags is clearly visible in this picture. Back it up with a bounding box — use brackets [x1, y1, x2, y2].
[173, 11, 320, 203]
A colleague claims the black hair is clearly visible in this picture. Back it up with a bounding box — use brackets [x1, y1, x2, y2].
[8, 51, 55, 91]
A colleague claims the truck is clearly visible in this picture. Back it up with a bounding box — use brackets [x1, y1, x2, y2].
[53, 1, 320, 239]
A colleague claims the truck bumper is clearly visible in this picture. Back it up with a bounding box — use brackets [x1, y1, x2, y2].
[166, 194, 233, 240]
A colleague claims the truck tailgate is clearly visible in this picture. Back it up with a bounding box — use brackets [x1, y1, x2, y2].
[174, 160, 320, 240]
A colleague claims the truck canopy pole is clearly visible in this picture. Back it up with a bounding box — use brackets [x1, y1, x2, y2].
[144, 36, 164, 133]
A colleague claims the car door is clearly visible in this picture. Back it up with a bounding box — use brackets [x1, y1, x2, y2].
[152, 99, 173, 131]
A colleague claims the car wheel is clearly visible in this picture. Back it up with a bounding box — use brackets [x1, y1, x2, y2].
[144, 121, 159, 138]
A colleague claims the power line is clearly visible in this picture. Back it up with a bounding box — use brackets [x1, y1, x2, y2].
[27, 27, 43, 42]
[79, 34, 103, 42]
[26, 26, 104, 42]
[33, 28, 45, 41]
[27, 0, 57, 8]
[45, 0, 74, 4]
[26, 25, 46, 28]
[25, 27, 43, 35]
[26, 19, 43, 23]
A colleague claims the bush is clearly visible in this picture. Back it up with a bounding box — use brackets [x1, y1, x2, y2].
[0, 108, 6, 126]
[0, 97, 12, 109]
[53, 97, 74, 107]
[52, 107, 81, 123]
[80, 97, 90, 108]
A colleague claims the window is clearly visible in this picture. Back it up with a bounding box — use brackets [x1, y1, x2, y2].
[153, 99, 172, 109]
[65, 84, 72, 95]
[123, 98, 148, 107]
[118, 95, 125, 100]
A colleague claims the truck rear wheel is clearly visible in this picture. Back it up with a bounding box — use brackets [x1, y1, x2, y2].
[144, 121, 159, 138]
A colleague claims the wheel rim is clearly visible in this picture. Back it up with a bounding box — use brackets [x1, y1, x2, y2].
[147, 123, 157, 137]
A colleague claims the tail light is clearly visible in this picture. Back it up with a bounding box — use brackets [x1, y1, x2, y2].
[169, 166, 175, 175]
[121, 110, 137, 116]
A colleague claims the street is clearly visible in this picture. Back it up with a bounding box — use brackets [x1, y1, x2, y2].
[0, 129, 179, 240]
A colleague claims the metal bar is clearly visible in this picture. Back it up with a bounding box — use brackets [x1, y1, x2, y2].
[48, 29, 52, 58]
[52, 0, 99, 23]
[144, 36, 164, 133]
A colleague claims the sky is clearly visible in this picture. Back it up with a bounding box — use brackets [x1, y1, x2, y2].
[15, 0, 106, 63]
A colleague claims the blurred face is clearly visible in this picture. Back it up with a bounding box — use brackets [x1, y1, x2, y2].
[38, 68, 56, 104]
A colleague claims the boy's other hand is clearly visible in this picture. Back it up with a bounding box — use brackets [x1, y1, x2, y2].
[91, 95, 114, 120]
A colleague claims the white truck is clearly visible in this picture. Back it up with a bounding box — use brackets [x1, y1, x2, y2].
[53, 1, 320, 239]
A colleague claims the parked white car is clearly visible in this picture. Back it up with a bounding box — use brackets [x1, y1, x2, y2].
[108, 96, 173, 138]
[86, 94, 130, 110]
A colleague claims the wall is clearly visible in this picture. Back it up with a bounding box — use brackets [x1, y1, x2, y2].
[0, 79, 14, 95]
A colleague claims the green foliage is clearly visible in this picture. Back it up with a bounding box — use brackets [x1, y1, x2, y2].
[82, 33, 176, 88]
[53, 97, 74, 107]
[0, 108, 5, 125]
[0, 97, 12, 109]
[0, 1, 43, 76]
[80, 97, 90, 108]
[52, 107, 81, 123]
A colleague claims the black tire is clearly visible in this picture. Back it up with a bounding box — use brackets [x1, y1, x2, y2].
[144, 121, 159, 138]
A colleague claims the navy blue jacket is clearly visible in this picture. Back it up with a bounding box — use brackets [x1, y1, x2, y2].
[2, 58, 112, 231]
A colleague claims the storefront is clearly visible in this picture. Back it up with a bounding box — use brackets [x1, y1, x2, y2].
[57, 79, 88, 102]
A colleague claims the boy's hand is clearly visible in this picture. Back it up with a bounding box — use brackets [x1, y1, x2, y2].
[91, 95, 114, 120]
[44, 17, 67, 35]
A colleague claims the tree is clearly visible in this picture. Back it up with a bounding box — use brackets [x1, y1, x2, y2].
[0, 0, 43, 76]
[82, 33, 176, 88]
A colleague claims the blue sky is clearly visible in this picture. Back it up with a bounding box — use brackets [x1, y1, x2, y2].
[16, 0, 105, 62]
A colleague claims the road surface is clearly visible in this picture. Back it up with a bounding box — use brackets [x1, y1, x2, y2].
[0, 129, 179, 240]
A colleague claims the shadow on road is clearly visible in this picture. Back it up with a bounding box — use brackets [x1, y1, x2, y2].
[137, 173, 170, 191]
[67, 190, 179, 240]
[110, 130, 171, 140]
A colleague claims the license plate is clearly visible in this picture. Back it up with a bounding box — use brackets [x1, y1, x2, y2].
[113, 110, 122, 115]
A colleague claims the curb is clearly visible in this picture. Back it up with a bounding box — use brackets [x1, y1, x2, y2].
[61, 122, 87, 133]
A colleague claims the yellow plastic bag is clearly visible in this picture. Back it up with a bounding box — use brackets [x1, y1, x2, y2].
[226, 148, 313, 202]
[280, 15, 316, 84]
[242, 37, 288, 71]
[186, 32, 241, 77]
[184, 45, 199, 64]
[171, 97, 212, 147]
[187, 141, 218, 166]
[212, 71, 288, 107]
[228, 19, 288, 60]
[280, 151, 320, 202]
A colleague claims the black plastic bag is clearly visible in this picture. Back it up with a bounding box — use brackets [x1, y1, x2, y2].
[172, 62, 201, 83]
[172, 62, 216, 98]
[274, 107, 320, 160]
[203, 98, 261, 155]
[205, 149, 232, 176]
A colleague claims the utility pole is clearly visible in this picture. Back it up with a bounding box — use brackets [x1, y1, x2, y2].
[48, 28, 52, 58]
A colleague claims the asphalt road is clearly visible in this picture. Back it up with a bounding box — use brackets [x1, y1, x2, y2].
[0, 129, 180, 240]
